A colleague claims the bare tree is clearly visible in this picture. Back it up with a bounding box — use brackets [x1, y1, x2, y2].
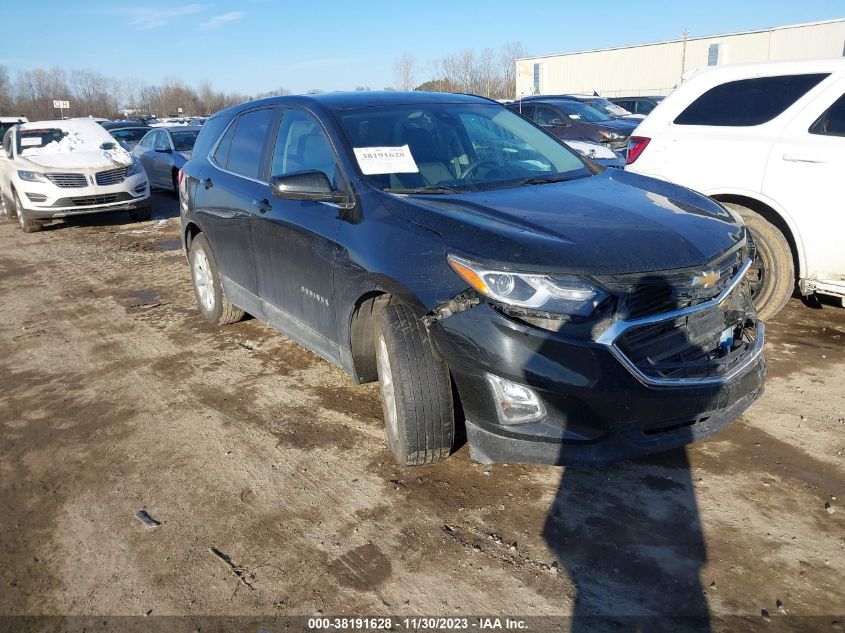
[394, 52, 417, 91]
[413, 41, 526, 99]
[0, 66, 12, 115]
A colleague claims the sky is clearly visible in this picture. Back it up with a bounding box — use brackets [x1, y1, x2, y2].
[1, 0, 843, 96]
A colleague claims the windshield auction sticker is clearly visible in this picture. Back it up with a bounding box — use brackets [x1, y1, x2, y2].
[20, 137, 42, 147]
[353, 145, 419, 175]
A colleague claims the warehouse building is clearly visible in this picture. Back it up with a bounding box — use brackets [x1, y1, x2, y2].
[515, 18, 845, 98]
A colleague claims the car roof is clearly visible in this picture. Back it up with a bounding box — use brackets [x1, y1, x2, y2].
[222, 91, 498, 116]
[159, 126, 202, 133]
[681, 56, 845, 83]
[102, 120, 150, 129]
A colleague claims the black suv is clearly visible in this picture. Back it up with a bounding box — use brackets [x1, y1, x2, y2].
[179, 92, 765, 466]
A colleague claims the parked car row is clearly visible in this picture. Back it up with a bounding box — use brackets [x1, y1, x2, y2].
[5, 57, 840, 468]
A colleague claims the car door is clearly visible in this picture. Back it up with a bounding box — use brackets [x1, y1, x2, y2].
[763, 77, 845, 282]
[0, 130, 14, 200]
[134, 132, 157, 183]
[250, 107, 345, 353]
[151, 130, 175, 186]
[192, 107, 279, 304]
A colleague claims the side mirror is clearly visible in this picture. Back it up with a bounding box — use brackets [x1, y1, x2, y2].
[154, 145, 172, 153]
[270, 170, 350, 204]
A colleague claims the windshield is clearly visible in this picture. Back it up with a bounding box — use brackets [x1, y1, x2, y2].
[110, 128, 149, 144]
[336, 103, 589, 192]
[586, 98, 632, 117]
[552, 101, 611, 123]
[17, 128, 66, 154]
[171, 130, 199, 152]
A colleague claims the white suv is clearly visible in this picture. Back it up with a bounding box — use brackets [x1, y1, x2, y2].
[626, 58, 845, 319]
[0, 118, 150, 232]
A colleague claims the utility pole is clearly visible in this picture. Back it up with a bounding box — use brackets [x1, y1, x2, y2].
[681, 28, 689, 79]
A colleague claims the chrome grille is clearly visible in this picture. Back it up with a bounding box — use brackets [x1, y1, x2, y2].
[95, 167, 128, 186]
[45, 173, 87, 188]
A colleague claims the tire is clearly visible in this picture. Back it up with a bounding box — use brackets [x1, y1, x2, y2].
[129, 207, 152, 222]
[188, 233, 245, 325]
[725, 203, 794, 320]
[376, 303, 454, 466]
[172, 170, 179, 195]
[13, 190, 43, 233]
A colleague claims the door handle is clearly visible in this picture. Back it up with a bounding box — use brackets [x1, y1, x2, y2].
[782, 153, 826, 164]
[202, 177, 213, 189]
[251, 198, 272, 213]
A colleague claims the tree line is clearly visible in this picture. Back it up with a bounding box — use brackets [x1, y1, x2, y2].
[0, 65, 289, 120]
[0, 41, 526, 121]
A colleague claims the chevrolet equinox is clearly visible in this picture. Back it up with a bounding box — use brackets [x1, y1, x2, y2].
[178, 92, 766, 466]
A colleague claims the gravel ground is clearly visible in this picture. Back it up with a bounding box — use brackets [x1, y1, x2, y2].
[0, 193, 842, 632]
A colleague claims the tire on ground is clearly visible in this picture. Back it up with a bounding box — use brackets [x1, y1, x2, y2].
[13, 190, 43, 233]
[188, 232, 245, 325]
[725, 202, 794, 320]
[376, 302, 454, 466]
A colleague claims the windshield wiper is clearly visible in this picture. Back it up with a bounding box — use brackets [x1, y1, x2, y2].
[384, 185, 462, 195]
[518, 174, 582, 186]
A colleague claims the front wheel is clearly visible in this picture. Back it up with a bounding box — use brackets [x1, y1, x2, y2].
[188, 233, 245, 325]
[376, 303, 454, 466]
[724, 203, 794, 320]
[13, 191, 43, 233]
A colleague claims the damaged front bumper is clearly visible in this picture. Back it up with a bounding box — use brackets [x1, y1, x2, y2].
[429, 261, 766, 465]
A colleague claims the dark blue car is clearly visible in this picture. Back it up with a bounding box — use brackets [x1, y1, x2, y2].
[178, 91, 765, 466]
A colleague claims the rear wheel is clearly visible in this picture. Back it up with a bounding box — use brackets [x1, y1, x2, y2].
[376, 303, 454, 466]
[725, 202, 794, 320]
[188, 233, 244, 325]
[172, 170, 179, 195]
[13, 191, 43, 233]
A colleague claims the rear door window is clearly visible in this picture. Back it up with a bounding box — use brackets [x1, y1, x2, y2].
[225, 108, 277, 180]
[674, 73, 829, 126]
[809, 91, 845, 137]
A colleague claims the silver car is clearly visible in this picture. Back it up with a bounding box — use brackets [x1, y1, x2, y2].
[132, 126, 201, 192]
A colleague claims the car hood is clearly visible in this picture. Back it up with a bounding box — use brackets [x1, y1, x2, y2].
[582, 118, 639, 133]
[385, 169, 744, 275]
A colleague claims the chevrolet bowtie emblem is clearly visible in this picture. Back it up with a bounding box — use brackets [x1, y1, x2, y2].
[692, 271, 720, 289]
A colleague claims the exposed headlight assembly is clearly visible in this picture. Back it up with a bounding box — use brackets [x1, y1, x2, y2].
[17, 170, 46, 182]
[447, 254, 609, 318]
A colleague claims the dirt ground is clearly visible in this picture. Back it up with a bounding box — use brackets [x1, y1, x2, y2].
[0, 193, 842, 632]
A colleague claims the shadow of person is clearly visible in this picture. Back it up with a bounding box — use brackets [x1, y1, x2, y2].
[543, 443, 711, 633]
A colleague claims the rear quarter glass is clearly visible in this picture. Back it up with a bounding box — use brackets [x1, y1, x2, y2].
[674, 73, 829, 126]
[191, 115, 231, 161]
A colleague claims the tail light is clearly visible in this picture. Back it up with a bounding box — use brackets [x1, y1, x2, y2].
[177, 169, 185, 187]
[626, 136, 650, 165]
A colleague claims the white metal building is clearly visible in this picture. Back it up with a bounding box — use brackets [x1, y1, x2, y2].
[515, 18, 845, 98]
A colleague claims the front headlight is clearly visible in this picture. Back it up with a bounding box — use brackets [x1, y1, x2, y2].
[127, 160, 144, 176]
[447, 254, 609, 317]
[598, 130, 623, 141]
[17, 170, 46, 182]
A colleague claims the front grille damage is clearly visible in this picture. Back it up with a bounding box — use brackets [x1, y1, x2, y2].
[599, 247, 746, 319]
[615, 275, 758, 381]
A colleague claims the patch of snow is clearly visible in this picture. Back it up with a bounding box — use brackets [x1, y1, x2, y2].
[19, 118, 133, 169]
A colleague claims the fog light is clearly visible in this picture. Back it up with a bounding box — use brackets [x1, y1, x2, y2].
[486, 373, 547, 425]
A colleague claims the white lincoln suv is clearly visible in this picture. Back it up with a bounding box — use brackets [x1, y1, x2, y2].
[0, 118, 151, 232]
